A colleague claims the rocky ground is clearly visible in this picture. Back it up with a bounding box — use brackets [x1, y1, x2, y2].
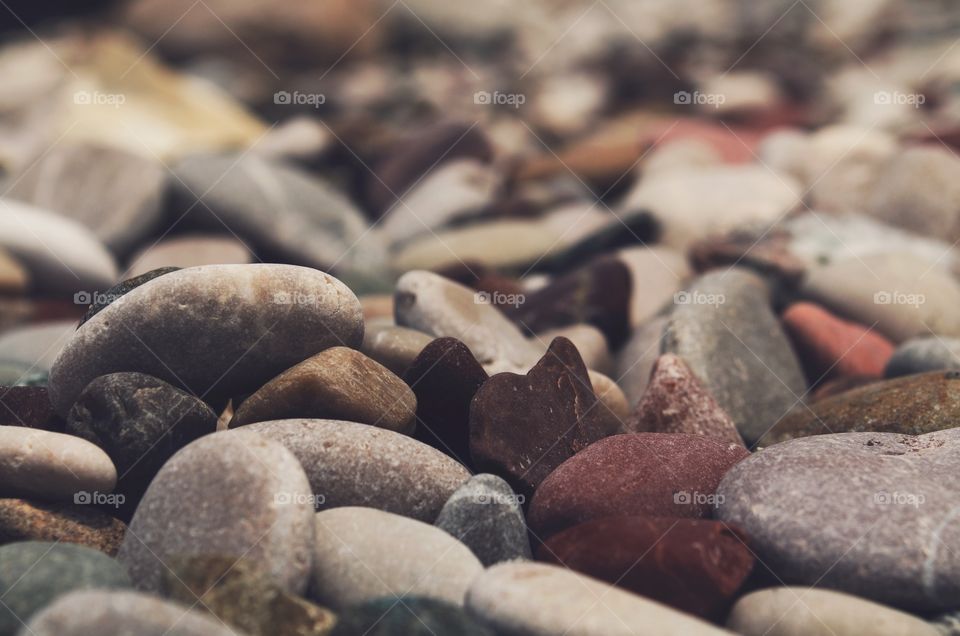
[0, 0, 960, 635]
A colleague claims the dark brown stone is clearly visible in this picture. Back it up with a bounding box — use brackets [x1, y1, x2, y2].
[0, 498, 125, 555]
[689, 229, 805, 286]
[0, 387, 63, 431]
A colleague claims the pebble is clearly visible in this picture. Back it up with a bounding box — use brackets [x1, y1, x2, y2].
[0, 541, 130, 635]
[469, 337, 622, 498]
[0, 249, 28, 295]
[311, 507, 483, 610]
[117, 431, 315, 594]
[727, 587, 941, 636]
[717, 429, 960, 611]
[435, 473, 532, 566]
[0, 426, 116, 501]
[664, 269, 806, 445]
[538, 516, 754, 619]
[537, 323, 612, 374]
[617, 315, 667, 406]
[588, 370, 630, 422]
[528, 433, 749, 539]
[230, 347, 416, 433]
[332, 596, 494, 636]
[759, 371, 960, 445]
[0, 199, 118, 295]
[394, 270, 540, 374]
[240, 419, 470, 522]
[78, 267, 179, 325]
[0, 498, 125, 555]
[360, 323, 434, 377]
[625, 354, 745, 447]
[0, 386, 62, 430]
[22, 589, 238, 636]
[47, 264, 364, 416]
[0, 321, 76, 373]
[465, 562, 733, 636]
[885, 336, 960, 378]
[617, 246, 690, 328]
[126, 234, 254, 278]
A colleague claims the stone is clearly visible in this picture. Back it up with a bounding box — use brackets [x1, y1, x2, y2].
[810, 375, 878, 402]
[65, 372, 218, 512]
[759, 371, 960, 445]
[528, 433, 749, 539]
[0, 321, 76, 373]
[6, 142, 167, 256]
[0, 498, 125, 555]
[690, 230, 806, 287]
[250, 116, 332, 163]
[162, 555, 336, 636]
[0, 249, 28, 295]
[48, 264, 363, 416]
[625, 354, 745, 447]
[617, 316, 668, 406]
[617, 246, 690, 328]
[538, 516, 754, 619]
[588, 370, 630, 423]
[311, 507, 483, 610]
[394, 270, 541, 374]
[78, 267, 179, 326]
[435, 474, 531, 567]
[0, 199, 118, 295]
[465, 562, 732, 636]
[240, 419, 470, 522]
[126, 235, 254, 278]
[782, 302, 894, 383]
[537, 323, 612, 374]
[231, 347, 416, 434]
[117, 431, 315, 594]
[404, 338, 488, 466]
[717, 429, 960, 611]
[885, 337, 960, 378]
[0, 387, 63, 431]
[332, 596, 493, 636]
[0, 426, 116, 501]
[469, 338, 622, 498]
[0, 541, 130, 635]
[727, 587, 941, 636]
[361, 323, 434, 377]
[664, 269, 806, 445]
[23, 589, 237, 636]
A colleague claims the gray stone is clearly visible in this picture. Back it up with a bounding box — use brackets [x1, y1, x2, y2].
[126, 235, 254, 278]
[360, 323, 434, 377]
[886, 337, 960, 378]
[617, 315, 668, 407]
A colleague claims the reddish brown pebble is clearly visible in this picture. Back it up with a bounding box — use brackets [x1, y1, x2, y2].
[625, 354, 745, 447]
[0, 387, 64, 431]
[537, 516, 754, 619]
[0, 498, 126, 556]
[527, 433, 749, 539]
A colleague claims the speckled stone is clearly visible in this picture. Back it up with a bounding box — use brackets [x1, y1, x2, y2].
[48, 264, 364, 416]
[0, 387, 62, 431]
[332, 596, 494, 636]
[127, 235, 254, 278]
[0, 541, 130, 635]
[311, 507, 483, 610]
[717, 429, 960, 611]
[727, 587, 941, 636]
[23, 589, 237, 636]
[231, 347, 415, 433]
[240, 419, 470, 522]
[361, 323, 434, 377]
[78, 267, 179, 326]
[0, 498, 125, 555]
[528, 433, 749, 539]
[465, 562, 732, 636]
[469, 337, 622, 498]
[538, 516, 754, 619]
[435, 474, 531, 566]
[885, 337, 960, 378]
[117, 431, 315, 595]
[759, 371, 960, 446]
[0, 426, 116, 501]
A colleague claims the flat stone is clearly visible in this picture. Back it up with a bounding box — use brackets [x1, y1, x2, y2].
[727, 587, 940, 636]
[78, 267, 179, 325]
[0, 498, 125, 555]
[435, 474, 531, 567]
[625, 354, 745, 447]
[0, 249, 28, 295]
[240, 419, 470, 522]
[469, 337, 622, 498]
[0, 541, 130, 635]
[0, 321, 76, 372]
[0, 387, 63, 431]
[0, 426, 116, 501]
[65, 372, 219, 513]
[311, 507, 483, 610]
[538, 516, 754, 619]
[404, 338, 488, 466]
[617, 316, 668, 406]
[127, 234, 254, 278]
[117, 431, 315, 594]
[465, 562, 733, 636]
[360, 324, 434, 377]
[23, 589, 237, 636]
[331, 596, 493, 636]
[885, 336, 960, 378]
[528, 433, 749, 539]
[664, 269, 806, 445]
[231, 347, 415, 433]
[618, 246, 690, 328]
[48, 264, 363, 416]
[395, 270, 540, 374]
[717, 429, 960, 611]
[0, 199, 118, 295]
[759, 371, 960, 445]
